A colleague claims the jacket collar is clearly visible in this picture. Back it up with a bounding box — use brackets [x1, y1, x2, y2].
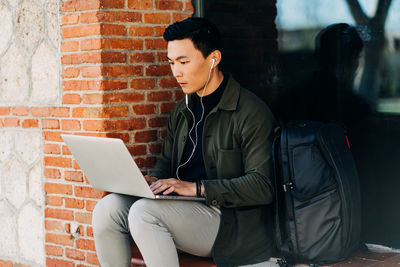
[178, 74, 240, 113]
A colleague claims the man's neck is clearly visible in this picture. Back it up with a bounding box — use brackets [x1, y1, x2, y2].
[196, 70, 224, 97]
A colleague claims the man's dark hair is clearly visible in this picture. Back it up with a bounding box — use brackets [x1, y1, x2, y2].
[314, 23, 363, 69]
[163, 17, 222, 58]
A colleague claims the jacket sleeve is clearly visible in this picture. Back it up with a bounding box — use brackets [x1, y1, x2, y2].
[203, 99, 276, 208]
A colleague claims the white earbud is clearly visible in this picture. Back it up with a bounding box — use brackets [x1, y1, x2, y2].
[211, 58, 215, 69]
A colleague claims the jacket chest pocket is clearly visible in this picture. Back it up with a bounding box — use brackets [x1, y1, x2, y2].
[217, 148, 243, 179]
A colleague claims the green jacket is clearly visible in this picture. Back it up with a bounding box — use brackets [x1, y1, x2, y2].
[151, 75, 277, 267]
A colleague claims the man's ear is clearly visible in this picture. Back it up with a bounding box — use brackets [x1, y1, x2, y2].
[210, 50, 222, 68]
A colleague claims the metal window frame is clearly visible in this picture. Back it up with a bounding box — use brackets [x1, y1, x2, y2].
[192, 0, 205, 17]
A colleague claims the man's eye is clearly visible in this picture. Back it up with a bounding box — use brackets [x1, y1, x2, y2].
[168, 62, 174, 65]
[181, 61, 189, 65]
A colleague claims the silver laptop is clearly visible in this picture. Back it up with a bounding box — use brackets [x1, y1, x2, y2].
[61, 134, 204, 201]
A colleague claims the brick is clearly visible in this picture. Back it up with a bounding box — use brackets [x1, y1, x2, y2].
[145, 38, 167, 50]
[144, 13, 170, 24]
[61, 14, 79, 25]
[43, 131, 65, 142]
[62, 52, 102, 65]
[156, 0, 183, 11]
[81, 66, 101, 78]
[62, 119, 81, 131]
[62, 25, 100, 38]
[149, 143, 162, 154]
[80, 38, 102, 51]
[65, 171, 84, 182]
[75, 186, 106, 199]
[102, 38, 143, 50]
[135, 156, 157, 168]
[22, 119, 39, 128]
[0, 260, 12, 267]
[135, 130, 158, 143]
[160, 77, 179, 88]
[76, 212, 92, 224]
[63, 145, 72, 155]
[42, 119, 60, 129]
[157, 51, 168, 62]
[63, 93, 81, 104]
[129, 52, 155, 63]
[46, 195, 63, 206]
[106, 132, 130, 142]
[103, 92, 144, 103]
[66, 248, 85, 261]
[86, 200, 97, 212]
[86, 226, 94, 237]
[105, 118, 146, 131]
[4, 118, 20, 127]
[45, 183, 73, 195]
[82, 120, 104, 131]
[173, 12, 192, 23]
[128, 0, 152, 9]
[82, 93, 103, 104]
[155, 25, 168, 36]
[132, 104, 156, 115]
[45, 208, 74, 220]
[62, 67, 80, 78]
[100, 24, 126, 36]
[44, 144, 61, 154]
[127, 144, 147, 156]
[65, 198, 84, 209]
[12, 106, 29, 116]
[63, 80, 102, 91]
[87, 252, 100, 265]
[129, 26, 154, 36]
[44, 156, 72, 168]
[46, 245, 63, 256]
[148, 117, 168, 127]
[148, 91, 172, 102]
[145, 65, 171, 76]
[45, 220, 64, 231]
[51, 107, 70, 117]
[46, 258, 74, 267]
[184, 0, 194, 12]
[61, 41, 79, 52]
[102, 65, 142, 77]
[100, 0, 125, 8]
[31, 107, 50, 117]
[45, 168, 62, 179]
[81, 11, 141, 23]
[0, 107, 10, 115]
[131, 78, 155, 90]
[76, 239, 96, 251]
[61, 0, 100, 12]
[72, 106, 129, 118]
[160, 102, 176, 114]
[102, 52, 127, 63]
[0, 119, 3, 127]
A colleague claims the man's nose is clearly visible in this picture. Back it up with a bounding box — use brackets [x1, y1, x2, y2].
[171, 64, 182, 78]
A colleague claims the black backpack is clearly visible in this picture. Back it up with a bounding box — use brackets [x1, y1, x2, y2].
[272, 120, 362, 266]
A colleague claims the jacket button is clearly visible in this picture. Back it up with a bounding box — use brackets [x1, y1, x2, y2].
[211, 200, 218, 206]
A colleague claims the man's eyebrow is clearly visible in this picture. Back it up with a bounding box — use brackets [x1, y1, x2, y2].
[166, 56, 189, 61]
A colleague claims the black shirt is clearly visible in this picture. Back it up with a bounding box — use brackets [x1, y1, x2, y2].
[177, 76, 228, 182]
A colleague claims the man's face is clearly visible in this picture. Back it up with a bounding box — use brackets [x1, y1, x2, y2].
[167, 38, 212, 95]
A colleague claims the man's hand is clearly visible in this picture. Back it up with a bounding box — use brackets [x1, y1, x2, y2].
[149, 178, 196, 197]
[144, 175, 158, 185]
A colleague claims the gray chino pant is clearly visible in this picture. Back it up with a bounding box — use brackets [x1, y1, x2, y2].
[92, 193, 220, 267]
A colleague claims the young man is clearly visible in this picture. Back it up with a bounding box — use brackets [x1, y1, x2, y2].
[92, 17, 276, 267]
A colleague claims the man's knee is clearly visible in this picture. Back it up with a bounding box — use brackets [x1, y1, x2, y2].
[92, 193, 133, 233]
[128, 198, 162, 237]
